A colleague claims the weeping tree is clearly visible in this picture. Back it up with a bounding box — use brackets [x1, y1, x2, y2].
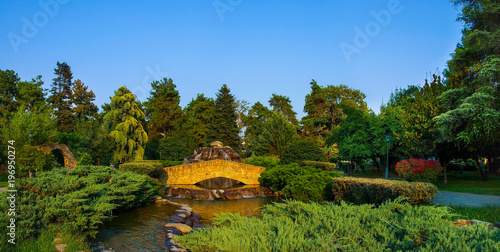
[103, 86, 148, 163]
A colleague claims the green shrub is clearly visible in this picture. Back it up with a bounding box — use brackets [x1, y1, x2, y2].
[158, 136, 191, 161]
[119, 160, 164, 178]
[259, 164, 343, 201]
[0, 165, 156, 247]
[300, 161, 337, 171]
[396, 158, 443, 183]
[161, 160, 184, 167]
[175, 199, 500, 252]
[280, 139, 326, 164]
[243, 155, 280, 169]
[331, 177, 438, 205]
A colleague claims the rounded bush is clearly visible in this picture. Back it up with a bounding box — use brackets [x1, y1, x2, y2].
[396, 159, 443, 183]
[280, 139, 326, 164]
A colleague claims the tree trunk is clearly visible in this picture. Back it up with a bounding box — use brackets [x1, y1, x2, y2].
[28, 169, 34, 178]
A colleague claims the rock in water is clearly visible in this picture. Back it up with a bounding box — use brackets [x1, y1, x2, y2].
[164, 223, 193, 234]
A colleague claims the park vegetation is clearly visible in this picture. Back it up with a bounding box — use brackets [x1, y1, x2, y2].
[175, 199, 500, 252]
[0, 0, 498, 250]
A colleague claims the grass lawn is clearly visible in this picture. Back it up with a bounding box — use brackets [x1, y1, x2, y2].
[447, 205, 500, 224]
[0, 174, 8, 188]
[349, 167, 499, 196]
[435, 173, 500, 196]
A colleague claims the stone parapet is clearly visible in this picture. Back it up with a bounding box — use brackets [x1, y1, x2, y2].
[164, 160, 265, 185]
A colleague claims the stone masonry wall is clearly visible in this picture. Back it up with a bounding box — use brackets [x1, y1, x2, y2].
[164, 160, 265, 185]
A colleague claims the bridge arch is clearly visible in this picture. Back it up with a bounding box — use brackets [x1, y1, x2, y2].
[164, 160, 265, 185]
[40, 143, 77, 170]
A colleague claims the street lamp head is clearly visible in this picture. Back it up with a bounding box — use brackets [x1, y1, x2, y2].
[28, 131, 34, 138]
[385, 135, 390, 142]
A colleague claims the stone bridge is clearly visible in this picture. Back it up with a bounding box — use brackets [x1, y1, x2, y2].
[40, 143, 77, 170]
[164, 160, 265, 185]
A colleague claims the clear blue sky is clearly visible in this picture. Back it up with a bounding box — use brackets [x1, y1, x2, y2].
[1, 0, 463, 119]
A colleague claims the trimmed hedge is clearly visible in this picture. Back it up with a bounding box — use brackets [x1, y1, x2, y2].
[299, 161, 337, 171]
[119, 160, 164, 178]
[331, 177, 437, 205]
[243, 155, 280, 169]
[161, 160, 184, 167]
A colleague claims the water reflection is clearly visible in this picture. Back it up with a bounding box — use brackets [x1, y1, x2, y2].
[168, 197, 280, 224]
[96, 203, 178, 251]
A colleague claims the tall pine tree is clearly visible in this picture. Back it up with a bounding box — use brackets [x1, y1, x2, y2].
[103, 86, 148, 163]
[72, 79, 98, 122]
[269, 94, 298, 125]
[207, 84, 241, 150]
[183, 94, 215, 150]
[144, 78, 183, 140]
[48, 61, 75, 132]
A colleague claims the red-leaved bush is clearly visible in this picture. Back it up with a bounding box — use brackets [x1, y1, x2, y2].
[395, 159, 443, 183]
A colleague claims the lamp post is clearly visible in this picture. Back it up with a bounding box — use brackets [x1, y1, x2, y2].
[385, 135, 390, 180]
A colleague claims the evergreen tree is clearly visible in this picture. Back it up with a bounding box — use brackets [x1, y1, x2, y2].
[72, 79, 98, 122]
[243, 101, 272, 149]
[48, 61, 75, 133]
[103, 86, 148, 163]
[207, 84, 241, 149]
[17, 76, 46, 111]
[0, 69, 46, 119]
[269, 94, 298, 124]
[0, 69, 19, 119]
[253, 112, 297, 158]
[144, 78, 183, 140]
[399, 75, 446, 158]
[183, 94, 215, 150]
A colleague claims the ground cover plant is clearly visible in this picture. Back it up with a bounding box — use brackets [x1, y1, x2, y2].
[0, 165, 157, 251]
[175, 199, 500, 252]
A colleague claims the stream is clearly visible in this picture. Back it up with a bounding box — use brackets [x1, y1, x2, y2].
[95, 195, 278, 251]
